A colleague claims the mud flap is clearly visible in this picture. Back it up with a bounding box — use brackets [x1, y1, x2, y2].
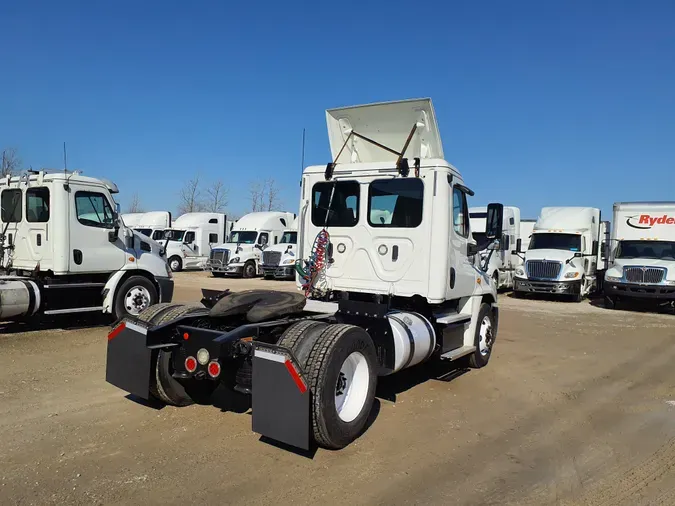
[105, 320, 154, 400]
[251, 343, 310, 450]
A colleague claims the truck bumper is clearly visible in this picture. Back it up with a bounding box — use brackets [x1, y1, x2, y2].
[224, 264, 244, 276]
[156, 276, 174, 303]
[514, 278, 582, 295]
[261, 265, 295, 279]
[604, 281, 675, 300]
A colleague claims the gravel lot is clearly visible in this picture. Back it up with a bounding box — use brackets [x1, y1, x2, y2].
[1, 271, 675, 505]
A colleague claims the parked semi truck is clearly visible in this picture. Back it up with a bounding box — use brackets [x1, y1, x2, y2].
[164, 213, 233, 272]
[207, 211, 295, 278]
[470, 205, 522, 290]
[131, 211, 172, 242]
[604, 201, 675, 309]
[105, 98, 503, 452]
[0, 170, 173, 320]
[513, 206, 609, 301]
[260, 217, 298, 280]
[520, 219, 536, 253]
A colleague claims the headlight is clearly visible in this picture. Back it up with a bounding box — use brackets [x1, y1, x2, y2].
[564, 272, 580, 279]
[605, 275, 621, 282]
[516, 268, 525, 276]
[283, 258, 295, 265]
[229, 257, 240, 264]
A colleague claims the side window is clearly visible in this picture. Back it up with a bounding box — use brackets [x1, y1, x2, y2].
[452, 187, 469, 238]
[208, 218, 218, 224]
[258, 232, 269, 246]
[368, 178, 423, 228]
[209, 233, 218, 243]
[312, 181, 360, 227]
[26, 188, 50, 222]
[75, 192, 114, 228]
[1, 189, 22, 222]
[152, 230, 164, 241]
[184, 231, 196, 243]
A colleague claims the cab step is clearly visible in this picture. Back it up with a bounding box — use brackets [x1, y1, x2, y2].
[440, 345, 476, 361]
[434, 311, 471, 325]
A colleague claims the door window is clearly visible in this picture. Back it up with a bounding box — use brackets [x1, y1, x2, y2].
[368, 178, 423, 228]
[1, 189, 22, 222]
[152, 230, 164, 241]
[184, 231, 196, 244]
[75, 192, 115, 228]
[258, 232, 269, 246]
[452, 187, 469, 238]
[26, 188, 50, 222]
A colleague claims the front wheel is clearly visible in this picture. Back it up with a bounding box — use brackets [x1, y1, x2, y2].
[242, 260, 257, 278]
[168, 256, 182, 272]
[467, 303, 496, 369]
[114, 275, 158, 320]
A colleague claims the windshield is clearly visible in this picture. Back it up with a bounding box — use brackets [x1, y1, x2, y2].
[280, 231, 297, 244]
[168, 230, 186, 241]
[134, 228, 152, 237]
[616, 240, 675, 260]
[530, 233, 581, 251]
[472, 232, 489, 250]
[229, 231, 258, 244]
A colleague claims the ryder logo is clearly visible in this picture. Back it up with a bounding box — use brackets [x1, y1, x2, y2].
[627, 214, 675, 230]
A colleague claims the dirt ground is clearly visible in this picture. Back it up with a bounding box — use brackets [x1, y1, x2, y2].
[2, 271, 675, 505]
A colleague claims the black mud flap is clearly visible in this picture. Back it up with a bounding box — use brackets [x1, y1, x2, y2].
[252, 343, 310, 451]
[105, 319, 154, 400]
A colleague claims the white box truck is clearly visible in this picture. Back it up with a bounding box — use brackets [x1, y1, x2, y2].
[0, 170, 173, 321]
[207, 211, 295, 278]
[131, 211, 172, 242]
[260, 216, 298, 280]
[105, 98, 503, 452]
[604, 201, 675, 308]
[470, 205, 522, 290]
[513, 206, 609, 301]
[164, 213, 233, 272]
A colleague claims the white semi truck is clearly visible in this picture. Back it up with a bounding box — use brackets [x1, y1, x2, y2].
[164, 213, 233, 272]
[604, 201, 675, 309]
[470, 205, 523, 290]
[130, 211, 172, 242]
[106, 98, 504, 452]
[0, 170, 173, 320]
[207, 211, 295, 278]
[260, 217, 298, 280]
[513, 206, 609, 301]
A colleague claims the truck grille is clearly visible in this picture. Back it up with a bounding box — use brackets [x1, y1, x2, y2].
[526, 260, 562, 280]
[262, 251, 282, 266]
[209, 249, 229, 266]
[624, 267, 665, 284]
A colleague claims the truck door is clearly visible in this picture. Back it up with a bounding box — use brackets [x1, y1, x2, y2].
[69, 188, 126, 272]
[23, 187, 53, 269]
[1, 187, 22, 267]
[183, 231, 198, 257]
[450, 184, 478, 295]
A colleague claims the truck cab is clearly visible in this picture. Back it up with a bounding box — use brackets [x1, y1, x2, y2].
[470, 205, 522, 290]
[130, 211, 172, 242]
[260, 218, 298, 280]
[513, 207, 608, 301]
[0, 170, 172, 320]
[604, 201, 675, 308]
[207, 211, 295, 278]
[164, 213, 232, 272]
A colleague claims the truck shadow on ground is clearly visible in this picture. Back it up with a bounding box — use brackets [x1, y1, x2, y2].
[376, 360, 470, 403]
[588, 297, 675, 315]
[0, 314, 111, 334]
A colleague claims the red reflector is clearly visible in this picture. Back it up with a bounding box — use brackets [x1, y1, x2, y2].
[185, 356, 197, 373]
[183, 332, 189, 340]
[284, 360, 307, 394]
[207, 361, 221, 378]
[108, 322, 126, 341]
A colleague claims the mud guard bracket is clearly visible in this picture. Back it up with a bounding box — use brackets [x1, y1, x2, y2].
[251, 343, 310, 450]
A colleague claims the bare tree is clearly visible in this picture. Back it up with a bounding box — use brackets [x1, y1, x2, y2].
[1, 148, 21, 177]
[126, 192, 144, 213]
[249, 181, 263, 212]
[178, 175, 204, 215]
[264, 177, 280, 211]
[205, 180, 229, 213]
[249, 178, 281, 212]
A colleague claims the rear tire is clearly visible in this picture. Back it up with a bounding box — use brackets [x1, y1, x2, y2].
[243, 260, 257, 278]
[467, 303, 496, 369]
[304, 324, 378, 449]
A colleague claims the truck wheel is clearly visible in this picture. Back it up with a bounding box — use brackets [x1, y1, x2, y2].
[169, 256, 182, 272]
[492, 271, 499, 288]
[467, 303, 496, 369]
[242, 260, 257, 278]
[277, 320, 329, 366]
[263, 274, 274, 280]
[304, 324, 378, 449]
[114, 276, 158, 320]
[135, 302, 181, 323]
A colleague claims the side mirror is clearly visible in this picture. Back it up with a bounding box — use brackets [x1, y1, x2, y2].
[485, 203, 504, 240]
[515, 238, 522, 253]
[592, 240, 599, 256]
[467, 242, 479, 257]
[108, 227, 119, 243]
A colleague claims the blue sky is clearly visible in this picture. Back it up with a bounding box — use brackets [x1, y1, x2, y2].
[1, 0, 674, 221]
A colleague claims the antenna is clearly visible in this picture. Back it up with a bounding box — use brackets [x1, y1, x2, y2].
[300, 128, 306, 173]
[63, 142, 67, 174]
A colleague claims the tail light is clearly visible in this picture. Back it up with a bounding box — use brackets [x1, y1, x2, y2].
[208, 361, 221, 378]
[185, 356, 197, 373]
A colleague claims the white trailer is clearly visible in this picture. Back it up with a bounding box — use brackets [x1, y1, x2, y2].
[207, 211, 295, 278]
[513, 206, 608, 301]
[164, 213, 233, 272]
[106, 98, 504, 452]
[260, 216, 298, 280]
[0, 170, 173, 320]
[604, 201, 675, 308]
[470, 205, 522, 290]
[132, 211, 172, 242]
